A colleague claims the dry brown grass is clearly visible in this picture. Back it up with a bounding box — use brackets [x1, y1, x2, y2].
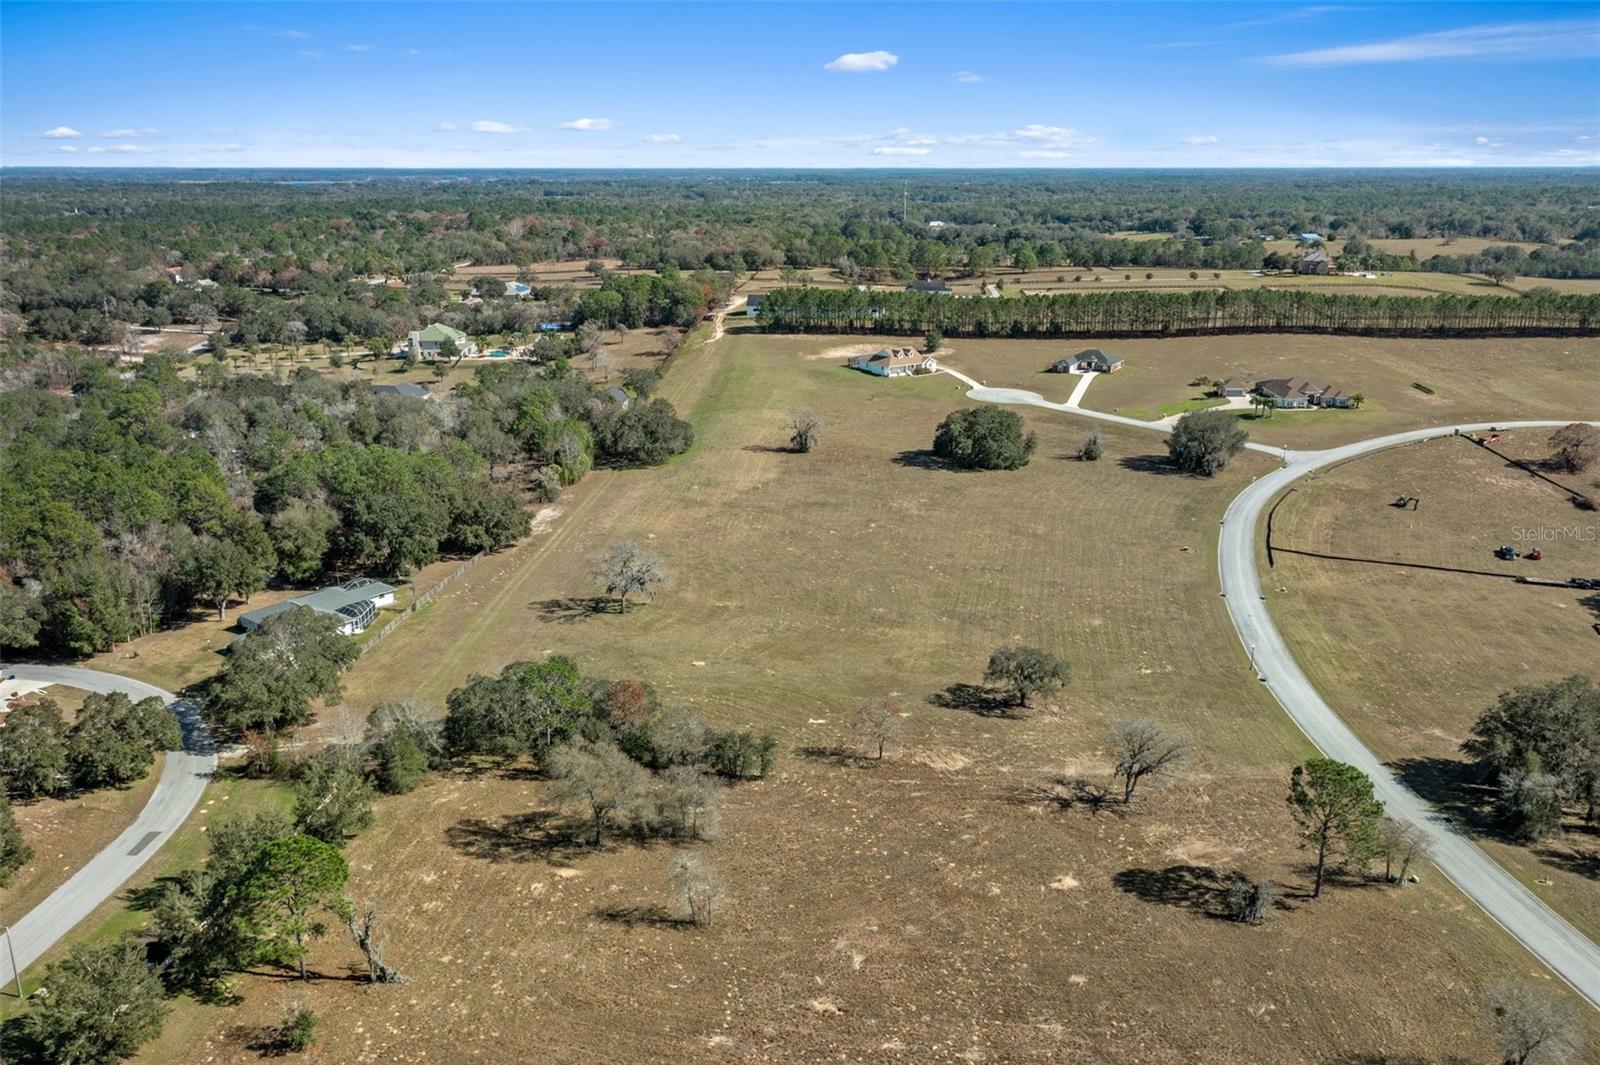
[1266, 430, 1600, 937]
[148, 331, 1598, 1062]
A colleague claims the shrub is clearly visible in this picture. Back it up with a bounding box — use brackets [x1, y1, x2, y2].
[1079, 431, 1103, 462]
[932, 406, 1036, 470]
[530, 467, 563, 503]
[1167, 409, 1248, 476]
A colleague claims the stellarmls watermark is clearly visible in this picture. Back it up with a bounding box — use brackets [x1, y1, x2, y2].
[1510, 524, 1599, 543]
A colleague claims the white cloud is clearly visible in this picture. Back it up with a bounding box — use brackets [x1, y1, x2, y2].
[873, 146, 930, 156]
[951, 70, 984, 83]
[1231, 5, 1350, 30]
[1183, 135, 1221, 145]
[274, 29, 311, 39]
[100, 128, 159, 139]
[407, 48, 422, 56]
[1264, 18, 1600, 67]
[32, 126, 83, 139]
[471, 120, 529, 134]
[298, 49, 324, 59]
[1018, 150, 1071, 159]
[1000, 124, 1081, 144]
[206, 144, 247, 152]
[87, 144, 152, 154]
[561, 117, 618, 131]
[437, 121, 459, 131]
[346, 43, 373, 52]
[646, 132, 682, 144]
[57, 145, 78, 153]
[824, 50, 898, 73]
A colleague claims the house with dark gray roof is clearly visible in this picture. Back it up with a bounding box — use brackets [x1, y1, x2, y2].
[1049, 349, 1124, 374]
[906, 278, 953, 294]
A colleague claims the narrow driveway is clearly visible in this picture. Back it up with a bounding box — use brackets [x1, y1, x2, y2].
[0, 665, 215, 985]
[935, 361, 1600, 1006]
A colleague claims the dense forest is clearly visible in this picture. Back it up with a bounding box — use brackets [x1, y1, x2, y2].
[0, 345, 693, 657]
[3, 169, 1600, 345]
[759, 286, 1600, 338]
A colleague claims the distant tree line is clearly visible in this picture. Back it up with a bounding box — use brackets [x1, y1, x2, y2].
[759, 286, 1600, 338]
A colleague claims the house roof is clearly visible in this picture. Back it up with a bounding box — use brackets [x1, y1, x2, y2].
[744, 293, 764, 305]
[603, 385, 630, 405]
[1218, 377, 1245, 390]
[1074, 349, 1122, 365]
[1297, 232, 1324, 242]
[869, 347, 927, 367]
[1256, 377, 1334, 399]
[1300, 249, 1333, 263]
[415, 323, 468, 344]
[373, 382, 431, 399]
[237, 578, 398, 630]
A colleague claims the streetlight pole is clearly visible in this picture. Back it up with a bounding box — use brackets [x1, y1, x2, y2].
[4, 924, 21, 999]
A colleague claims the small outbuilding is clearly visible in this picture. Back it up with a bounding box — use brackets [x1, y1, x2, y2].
[603, 385, 632, 409]
[906, 279, 953, 295]
[745, 293, 764, 316]
[1215, 378, 1249, 398]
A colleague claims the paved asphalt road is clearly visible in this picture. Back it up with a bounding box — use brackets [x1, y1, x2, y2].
[938, 362, 1600, 1007]
[1219, 421, 1600, 1007]
[0, 665, 215, 985]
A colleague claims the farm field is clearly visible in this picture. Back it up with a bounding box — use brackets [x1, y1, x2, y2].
[1266, 431, 1600, 936]
[143, 330, 1597, 1063]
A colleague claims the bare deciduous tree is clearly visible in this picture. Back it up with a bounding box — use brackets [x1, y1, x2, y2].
[1485, 980, 1583, 1065]
[548, 740, 651, 846]
[593, 541, 668, 613]
[667, 851, 724, 927]
[651, 764, 721, 840]
[1110, 719, 1191, 804]
[1377, 817, 1431, 885]
[789, 409, 821, 453]
[853, 699, 903, 760]
[345, 900, 405, 984]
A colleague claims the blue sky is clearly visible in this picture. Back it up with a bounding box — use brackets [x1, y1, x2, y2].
[3, 1, 1596, 167]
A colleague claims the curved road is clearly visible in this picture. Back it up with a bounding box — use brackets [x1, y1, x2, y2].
[0, 666, 215, 985]
[938, 366, 1600, 1005]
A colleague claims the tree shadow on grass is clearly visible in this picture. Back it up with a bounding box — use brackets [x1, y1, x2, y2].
[1007, 776, 1124, 817]
[796, 744, 875, 769]
[593, 903, 694, 929]
[535, 596, 611, 623]
[444, 810, 594, 866]
[892, 449, 968, 472]
[1112, 865, 1237, 917]
[1390, 756, 1510, 840]
[1535, 843, 1600, 881]
[929, 683, 1018, 717]
[742, 443, 796, 456]
[1117, 454, 1192, 478]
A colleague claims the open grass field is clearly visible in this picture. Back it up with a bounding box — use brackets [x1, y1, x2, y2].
[1266, 430, 1600, 936]
[131, 330, 1597, 1062]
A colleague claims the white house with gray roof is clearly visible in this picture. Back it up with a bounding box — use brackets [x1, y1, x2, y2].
[237, 578, 398, 637]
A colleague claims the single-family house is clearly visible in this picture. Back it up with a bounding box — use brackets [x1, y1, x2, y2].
[1297, 249, 1334, 275]
[906, 279, 953, 295]
[1254, 378, 1351, 409]
[1296, 232, 1325, 246]
[1049, 349, 1124, 374]
[407, 323, 476, 360]
[851, 347, 937, 377]
[372, 382, 433, 400]
[603, 385, 631, 409]
[744, 294, 765, 316]
[236, 578, 399, 637]
[1215, 378, 1249, 398]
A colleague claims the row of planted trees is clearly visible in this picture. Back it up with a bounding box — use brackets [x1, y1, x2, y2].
[759, 286, 1600, 338]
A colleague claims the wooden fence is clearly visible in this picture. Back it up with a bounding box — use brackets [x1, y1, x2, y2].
[359, 552, 484, 655]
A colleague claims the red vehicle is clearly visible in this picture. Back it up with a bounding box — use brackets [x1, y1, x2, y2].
[1527, 549, 1543, 561]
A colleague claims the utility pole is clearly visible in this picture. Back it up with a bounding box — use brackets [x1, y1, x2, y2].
[903, 183, 908, 226]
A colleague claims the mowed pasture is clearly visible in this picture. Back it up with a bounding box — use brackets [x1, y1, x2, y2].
[161, 332, 1598, 1063]
[1267, 431, 1600, 935]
